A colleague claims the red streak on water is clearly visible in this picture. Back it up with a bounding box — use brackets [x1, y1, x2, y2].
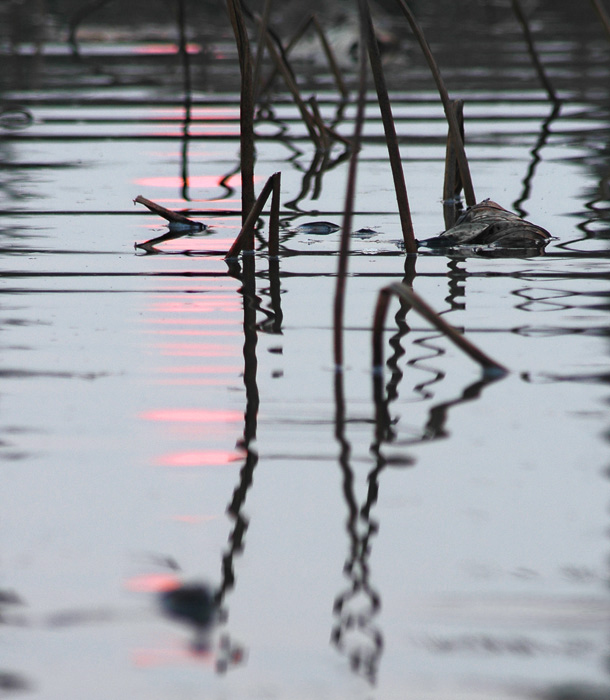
[144, 318, 236, 325]
[133, 43, 201, 55]
[156, 343, 240, 357]
[141, 409, 242, 422]
[171, 514, 219, 524]
[160, 238, 235, 251]
[154, 378, 236, 386]
[124, 573, 181, 593]
[159, 365, 240, 374]
[151, 107, 239, 119]
[132, 646, 214, 667]
[135, 175, 244, 188]
[150, 296, 240, 314]
[142, 121, 240, 136]
[146, 330, 239, 337]
[157, 449, 244, 467]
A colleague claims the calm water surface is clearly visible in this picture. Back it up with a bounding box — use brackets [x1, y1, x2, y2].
[1, 2, 610, 698]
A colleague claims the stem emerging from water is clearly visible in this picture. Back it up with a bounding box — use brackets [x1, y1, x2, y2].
[333, 3, 368, 369]
[373, 283, 507, 376]
[393, 0, 476, 207]
[362, 0, 417, 254]
[226, 0, 256, 222]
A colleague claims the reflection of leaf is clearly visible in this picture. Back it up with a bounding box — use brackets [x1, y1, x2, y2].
[134, 225, 209, 254]
[0, 671, 30, 692]
[0, 589, 23, 605]
[134, 230, 186, 253]
[159, 581, 218, 629]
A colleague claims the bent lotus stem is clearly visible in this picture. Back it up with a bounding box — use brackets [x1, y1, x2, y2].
[134, 195, 203, 228]
[393, 0, 476, 207]
[256, 17, 322, 148]
[591, 0, 610, 39]
[226, 0, 256, 221]
[362, 0, 417, 255]
[443, 99, 465, 229]
[311, 15, 349, 98]
[511, 0, 559, 104]
[373, 283, 507, 375]
[225, 172, 281, 259]
[252, 0, 273, 104]
[333, 1, 368, 370]
[259, 13, 348, 100]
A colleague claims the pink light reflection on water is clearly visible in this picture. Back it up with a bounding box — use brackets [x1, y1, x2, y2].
[157, 449, 245, 467]
[149, 295, 241, 315]
[143, 318, 236, 326]
[132, 44, 202, 55]
[146, 330, 240, 338]
[141, 273, 245, 462]
[158, 238, 236, 252]
[155, 342, 241, 357]
[150, 107, 240, 120]
[125, 573, 181, 593]
[159, 366, 240, 374]
[135, 175, 244, 189]
[132, 645, 215, 669]
[141, 409, 242, 423]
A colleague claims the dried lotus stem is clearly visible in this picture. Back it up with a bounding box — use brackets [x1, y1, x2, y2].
[373, 283, 507, 375]
[134, 195, 203, 229]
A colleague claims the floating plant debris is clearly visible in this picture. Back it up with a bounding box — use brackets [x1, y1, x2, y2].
[0, 105, 33, 130]
[0, 589, 23, 606]
[134, 195, 206, 232]
[418, 199, 552, 250]
[296, 221, 340, 234]
[353, 227, 378, 239]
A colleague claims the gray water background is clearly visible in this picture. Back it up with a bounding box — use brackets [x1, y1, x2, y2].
[2, 1, 610, 698]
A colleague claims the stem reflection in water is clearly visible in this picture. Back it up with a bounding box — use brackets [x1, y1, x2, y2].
[332, 370, 384, 684]
[216, 255, 259, 656]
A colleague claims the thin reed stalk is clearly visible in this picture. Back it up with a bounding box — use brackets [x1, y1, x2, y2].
[311, 15, 349, 98]
[258, 13, 309, 95]
[256, 19, 322, 148]
[361, 0, 416, 255]
[268, 172, 281, 257]
[333, 4, 368, 369]
[373, 283, 507, 375]
[591, 0, 610, 39]
[308, 96, 330, 151]
[511, 0, 559, 103]
[393, 0, 476, 207]
[254, 14, 351, 148]
[226, 0, 256, 222]
[252, 0, 273, 103]
[176, 0, 192, 201]
[443, 99, 464, 229]
[225, 172, 281, 259]
[259, 14, 348, 99]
